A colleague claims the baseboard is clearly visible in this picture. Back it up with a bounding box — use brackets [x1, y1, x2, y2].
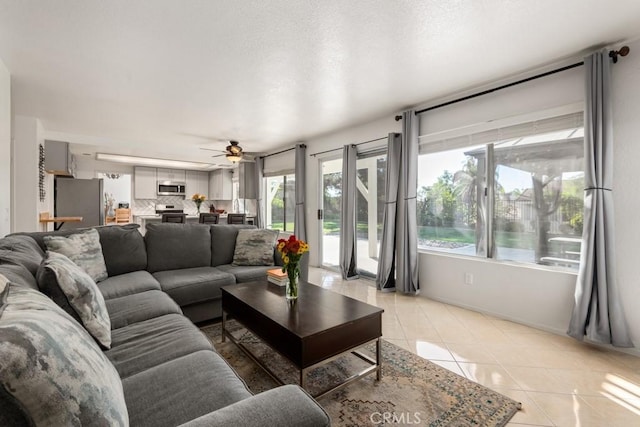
[421, 294, 640, 358]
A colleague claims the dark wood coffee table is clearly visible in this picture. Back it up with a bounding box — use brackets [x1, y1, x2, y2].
[221, 280, 384, 398]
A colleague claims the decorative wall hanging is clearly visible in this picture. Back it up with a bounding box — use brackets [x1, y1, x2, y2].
[39, 143, 46, 202]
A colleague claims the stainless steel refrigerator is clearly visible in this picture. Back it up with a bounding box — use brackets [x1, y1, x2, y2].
[54, 177, 104, 230]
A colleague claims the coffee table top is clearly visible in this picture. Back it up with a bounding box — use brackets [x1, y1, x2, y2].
[221, 280, 383, 339]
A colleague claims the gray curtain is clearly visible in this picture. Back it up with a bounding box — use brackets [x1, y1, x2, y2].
[293, 144, 309, 282]
[376, 133, 402, 291]
[339, 144, 358, 279]
[396, 109, 420, 294]
[254, 156, 264, 228]
[567, 49, 633, 347]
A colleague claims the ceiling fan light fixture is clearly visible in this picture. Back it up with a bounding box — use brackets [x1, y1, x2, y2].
[227, 141, 243, 155]
[226, 153, 243, 163]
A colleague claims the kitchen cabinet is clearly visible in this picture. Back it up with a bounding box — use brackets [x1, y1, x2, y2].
[208, 169, 233, 200]
[45, 140, 76, 176]
[238, 162, 257, 199]
[186, 170, 209, 198]
[134, 167, 157, 199]
[157, 168, 186, 182]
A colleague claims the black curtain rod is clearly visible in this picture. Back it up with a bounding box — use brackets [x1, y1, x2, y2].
[259, 145, 302, 160]
[310, 136, 388, 157]
[394, 46, 630, 120]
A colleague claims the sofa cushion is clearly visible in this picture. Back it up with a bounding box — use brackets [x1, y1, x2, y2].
[145, 223, 212, 273]
[0, 274, 128, 427]
[217, 264, 278, 283]
[37, 251, 111, 348]
[44, 228, 108, 282]
[153, 266, 235, 306]
[210, 224, 256, 266]
[98, 270, 161, 300]
[232, 228, 278, 266]
[0, 235, 45, 276]
[0, 263, 38, 290]
[106, 290, 182, 329]
[96, 224, 147, 276]
[106, 314, 214, 378]
[122, 350, 251, 427]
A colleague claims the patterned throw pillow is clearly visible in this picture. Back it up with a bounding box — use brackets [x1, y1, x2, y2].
[37, 251, 111, 348]
[44, 228, 108, 282]
[232, 229, 278, 266]
[0, 274, 128, 426]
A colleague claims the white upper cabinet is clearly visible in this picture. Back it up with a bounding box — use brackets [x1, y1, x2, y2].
[186, 170, 209, 198]
[134, 167, 157, 199]
[208, 169, 233, 200]
[157, 168, 186, 182]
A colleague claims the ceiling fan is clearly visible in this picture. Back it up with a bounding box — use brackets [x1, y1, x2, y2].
[199, 140, 251, 163]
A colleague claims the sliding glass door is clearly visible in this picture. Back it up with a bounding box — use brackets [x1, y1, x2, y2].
[355, 152, 387, 277]
[320, 158, 342, 268]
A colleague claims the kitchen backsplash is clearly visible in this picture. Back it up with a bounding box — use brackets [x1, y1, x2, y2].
[132, 197, 236, 216]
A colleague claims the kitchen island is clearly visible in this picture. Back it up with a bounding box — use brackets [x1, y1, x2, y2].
[134, 213, 255, 234]
[133, 214, 226, 234]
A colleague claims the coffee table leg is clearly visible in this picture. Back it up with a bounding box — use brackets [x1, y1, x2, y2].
[221, 311, 227, 343]
[300, 367, 307, 389]
[376, 337, 382, 381]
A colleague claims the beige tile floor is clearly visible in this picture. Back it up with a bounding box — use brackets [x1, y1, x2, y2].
[308, 267, 640, 427]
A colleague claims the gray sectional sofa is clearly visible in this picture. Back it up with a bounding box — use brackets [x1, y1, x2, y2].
[0, 223, 330, 426]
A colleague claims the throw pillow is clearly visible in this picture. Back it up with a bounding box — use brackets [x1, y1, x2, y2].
[232, 229, 278, 266]
[37, 251, 111, 349]
[44, 228, 108, 282]
[0, 274, 128, 426]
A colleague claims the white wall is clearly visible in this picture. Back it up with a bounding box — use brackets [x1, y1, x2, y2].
[611, 39, 640, 350]
[0, 57, 10, 237]
[301, 45, 640, 352]
[12, 116, 53, 232]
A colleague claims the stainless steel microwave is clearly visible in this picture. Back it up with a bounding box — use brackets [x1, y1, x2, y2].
[157, 181, 186, 196]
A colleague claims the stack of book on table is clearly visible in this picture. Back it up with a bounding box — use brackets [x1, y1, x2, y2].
[267, 268, 288, 286]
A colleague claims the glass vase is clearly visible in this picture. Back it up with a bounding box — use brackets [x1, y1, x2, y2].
[286, 266, 299, 300]
[195, 202, 201, 214]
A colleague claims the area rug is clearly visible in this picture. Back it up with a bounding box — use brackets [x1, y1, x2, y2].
[201, 321, 521, 427]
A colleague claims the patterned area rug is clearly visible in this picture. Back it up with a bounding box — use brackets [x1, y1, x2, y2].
[201, 321, 521, 427]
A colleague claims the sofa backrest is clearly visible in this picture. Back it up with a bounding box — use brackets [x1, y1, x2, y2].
[0, 235, 45, 276]
[11, 224, 147, 278]
[145, 223, 212, 273]
[209, 224, 256, 267]
[0, 263, 39, 290]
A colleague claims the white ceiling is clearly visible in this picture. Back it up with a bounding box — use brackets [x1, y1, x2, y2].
[1, 1, 640, 165]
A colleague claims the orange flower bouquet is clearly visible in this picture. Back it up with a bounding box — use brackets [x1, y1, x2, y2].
[277, 235, 309, 300]
[191, 193, 206, 213]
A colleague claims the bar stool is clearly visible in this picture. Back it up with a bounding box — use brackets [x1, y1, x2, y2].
[227, 213, 246, 224]
[161, 213, 187, 223]
[199, 213, 220, 224]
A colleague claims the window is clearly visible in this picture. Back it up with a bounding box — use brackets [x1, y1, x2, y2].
[417, 113, 584, 269]
[265, 174, 295, 232]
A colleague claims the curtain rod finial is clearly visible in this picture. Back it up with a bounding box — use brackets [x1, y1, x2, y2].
[395, 115, 403, 121]
[609, 45, 630, 63]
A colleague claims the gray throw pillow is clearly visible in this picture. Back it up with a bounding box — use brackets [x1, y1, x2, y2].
[37, 251, 111, 348]
[232, 229, 278, 266]
[0, 274, 128, 427]
[44, 228, 108, 282]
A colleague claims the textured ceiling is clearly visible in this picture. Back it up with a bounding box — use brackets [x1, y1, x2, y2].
[1, 0, 640, 164]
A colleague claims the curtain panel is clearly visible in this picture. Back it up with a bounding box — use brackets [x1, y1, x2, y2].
[294, 144, 309, 282]
[339, 144, 359, 279]
[395, 110, 420, 294]
[567, 49, 633, 347]
[254, 156, 264, 228]
[376, 133, 402, 291]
